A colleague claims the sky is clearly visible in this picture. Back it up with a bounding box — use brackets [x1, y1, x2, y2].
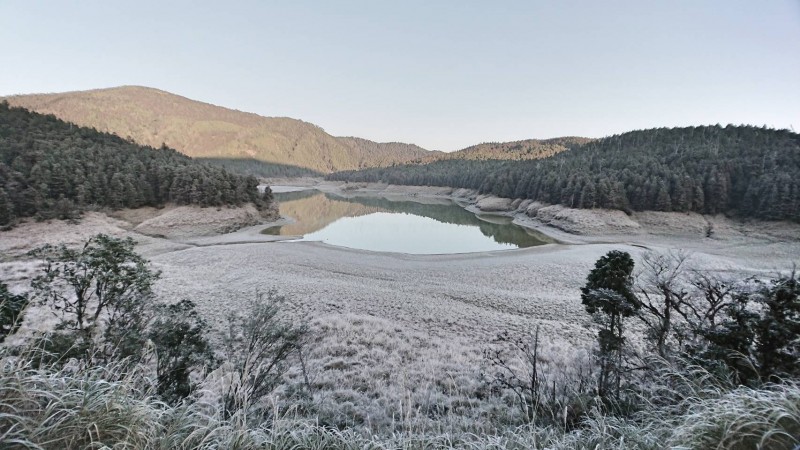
[1, 1, 799, 151]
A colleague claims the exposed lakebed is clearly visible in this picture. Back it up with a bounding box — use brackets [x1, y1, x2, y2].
[263, 189, 554, 254]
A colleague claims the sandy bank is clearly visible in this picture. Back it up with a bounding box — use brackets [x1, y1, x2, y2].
[270, 185, 317, 194]
[133, 204, 270, 239]
[107, 203, 279, 240]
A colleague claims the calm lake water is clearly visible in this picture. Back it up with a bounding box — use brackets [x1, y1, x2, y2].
[263, 189, 553, 254]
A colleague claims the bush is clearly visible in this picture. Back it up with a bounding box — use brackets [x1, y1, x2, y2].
[149, 299, 216, 404]
[0, 281, 27, 343]
[221, 291, 307, 420]
[29, 234, 159, 337]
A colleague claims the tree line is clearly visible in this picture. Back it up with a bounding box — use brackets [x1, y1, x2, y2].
[0, 102, 273, 228]
[199, 157, 323, 178]
[329, 125, 800, 221]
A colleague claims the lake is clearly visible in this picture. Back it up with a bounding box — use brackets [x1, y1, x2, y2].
[263, 189, 554, 254]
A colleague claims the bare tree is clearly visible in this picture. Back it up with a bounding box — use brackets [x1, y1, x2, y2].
[483, 327, 545, 423]
[636, 250, 691, 359]
[484, 327, 595, 428]
[683, 270, 739, 334]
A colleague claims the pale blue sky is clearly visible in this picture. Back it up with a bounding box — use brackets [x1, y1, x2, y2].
[1, 1, 799, 150]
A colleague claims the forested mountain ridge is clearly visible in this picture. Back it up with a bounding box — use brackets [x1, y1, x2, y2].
[421, 136, 592, 162]
[0, 102, 272, 228]
[2, 86, 434, 173]
[329, 125, 800, 221]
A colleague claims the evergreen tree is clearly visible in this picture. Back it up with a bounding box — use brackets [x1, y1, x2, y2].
[581, 250, 638, 399]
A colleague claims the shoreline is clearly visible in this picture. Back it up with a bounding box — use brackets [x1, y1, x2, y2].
[270, 179, 800, 260]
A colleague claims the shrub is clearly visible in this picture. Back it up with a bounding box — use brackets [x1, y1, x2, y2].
[149, 299, 216, 404]
[221, 291, 307, 420]
[0, 281, 27, 343]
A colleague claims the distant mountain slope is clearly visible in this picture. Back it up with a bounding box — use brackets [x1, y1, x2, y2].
[2, 86, 434, 173]
[336, 136, 440, 168]
[329, 125, 800, 221]
[0, 102, 271, 228]
[427, 137, 592, 162]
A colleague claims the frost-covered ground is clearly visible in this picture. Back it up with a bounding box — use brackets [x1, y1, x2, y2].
[2, 190, 798, 433]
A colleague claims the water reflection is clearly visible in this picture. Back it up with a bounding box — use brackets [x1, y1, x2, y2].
[266, 190, 554, 254]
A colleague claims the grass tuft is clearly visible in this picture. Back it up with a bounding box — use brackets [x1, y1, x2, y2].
[2, 348, 799, 449]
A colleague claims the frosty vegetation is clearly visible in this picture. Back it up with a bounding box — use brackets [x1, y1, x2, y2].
[1, 234, 798, 449]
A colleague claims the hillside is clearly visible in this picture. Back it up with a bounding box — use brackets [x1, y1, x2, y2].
[2, 86, 433, 173]
[425, 136, 592, 162]
[329, 125, 800, 221]
[336, 136, 440, 168]
[0, 102, 271, 227]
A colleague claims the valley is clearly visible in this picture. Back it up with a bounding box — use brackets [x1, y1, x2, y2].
[1, 92, 798, 448]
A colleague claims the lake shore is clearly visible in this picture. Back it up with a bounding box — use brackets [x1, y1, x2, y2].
[270, 178, 800, 268]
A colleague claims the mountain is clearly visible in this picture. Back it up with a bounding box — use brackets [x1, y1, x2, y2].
[0, 102, 271, 228]
[2, 86, 434, 173]
[328, 125, 800, 221]
[426, 137, 592, 162]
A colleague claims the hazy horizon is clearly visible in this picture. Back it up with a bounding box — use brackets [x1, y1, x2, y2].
[2, 0, 799, 151]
